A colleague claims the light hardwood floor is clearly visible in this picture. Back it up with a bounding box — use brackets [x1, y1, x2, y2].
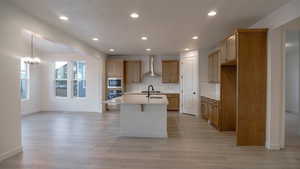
[0, 111, 299, 169]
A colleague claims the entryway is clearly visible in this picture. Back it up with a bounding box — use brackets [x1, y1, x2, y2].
[284, 23, 300, 148]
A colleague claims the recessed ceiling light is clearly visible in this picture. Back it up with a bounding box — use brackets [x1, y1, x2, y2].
[208, 10, 217, 16]
[184, 48, 190, 51]
[59, 15, 69, 21]
[92, 38, 99, 41]
[146, 48, 151, 51]
[141, 36, 148, 40]
[130, 13, 139, 19]
[109, 49, 115, 52]
[192, 36, 199, 40]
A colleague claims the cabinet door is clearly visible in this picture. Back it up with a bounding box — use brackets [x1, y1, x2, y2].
[201, 97, 208, 120]
[208, 51, 220, 83]
[125, 61, 142, 84]
[208, 100, 213, 122]
[208, 55, 213, 82]
[220, 41, 227, 64]
[106, 59, 124, 77]
[213, 52, 220, 82]
[166, 94, 179, 111]
[226, 35, 236, 62]
[162, 60, 179, 83]
[211, 102, 219, 129]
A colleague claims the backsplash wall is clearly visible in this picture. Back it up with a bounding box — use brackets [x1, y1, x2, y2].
[200, 82, 220, 100]
[109, 55, 180, 93]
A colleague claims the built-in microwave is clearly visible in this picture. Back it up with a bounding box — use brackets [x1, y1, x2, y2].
[107, 78, 122, 89]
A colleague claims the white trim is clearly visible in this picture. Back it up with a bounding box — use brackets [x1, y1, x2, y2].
[265, 30, 272, 150]
[266, 144, 282, 150]
[281, 30, 286, 149]
[0, 146, 22, 162]
[21, 111, 40, 117]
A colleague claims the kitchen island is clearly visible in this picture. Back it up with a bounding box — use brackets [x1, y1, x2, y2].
[117, 94, 168, 138]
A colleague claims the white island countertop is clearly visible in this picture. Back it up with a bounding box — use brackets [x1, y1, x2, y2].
[117, 94, 168, 105]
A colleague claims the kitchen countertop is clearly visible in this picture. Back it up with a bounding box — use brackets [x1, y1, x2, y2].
[111, 94, 169, 105]
[201, 94, 220, 101]
[124, 92, 180, 95]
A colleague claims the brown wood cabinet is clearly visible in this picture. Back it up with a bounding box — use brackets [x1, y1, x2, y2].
[201, 97, 220, 129]
[124, 60, 142, 84]
[220, 34, 237, 64]
[235, 29, 267, 146]
[166, 94, 179, 111]
[201, 97, 209, 120]
[208, 51, 220, 83]
[106, 59, 124, 77]
[226, 35, 236, 62]
[218, 29, 267, 146]
[162, 60, 179, 83]
[220, 66, 237, 132]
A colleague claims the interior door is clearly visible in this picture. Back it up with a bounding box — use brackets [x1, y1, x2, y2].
[182, 57, 197, 115]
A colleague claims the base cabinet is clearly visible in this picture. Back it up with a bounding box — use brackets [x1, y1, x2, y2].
[201, 97, 209, 120]
[201, 97, 220, 130]
[166, 94, 179, 111]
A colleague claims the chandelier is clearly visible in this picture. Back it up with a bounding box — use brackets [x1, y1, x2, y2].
[23, 33, 41, 64]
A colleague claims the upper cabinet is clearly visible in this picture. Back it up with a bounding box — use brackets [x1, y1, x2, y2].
[208, 51, 220, 83]
[220, 34, 237, 64]
[162, 60, 179, 83]
[124, 60, 142, 84]
[106, 59, 124, 77]
[226, 35, 236, 62]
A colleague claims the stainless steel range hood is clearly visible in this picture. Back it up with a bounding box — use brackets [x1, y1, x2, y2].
[144, 55, 159, 77]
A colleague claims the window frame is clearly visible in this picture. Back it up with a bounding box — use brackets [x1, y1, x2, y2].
[54, 61, 69, 99]
[72, 60, 87, 99]
[20, 59, 30, 101]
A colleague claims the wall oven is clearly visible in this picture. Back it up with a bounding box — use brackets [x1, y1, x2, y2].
[107, 89, 123, 100]
[107, 78, 122, 89]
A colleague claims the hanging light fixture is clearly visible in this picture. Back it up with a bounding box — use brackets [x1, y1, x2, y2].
[23, 34, 41, 64]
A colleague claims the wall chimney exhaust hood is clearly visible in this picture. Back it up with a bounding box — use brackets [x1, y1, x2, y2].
[144, 55, 159, 77]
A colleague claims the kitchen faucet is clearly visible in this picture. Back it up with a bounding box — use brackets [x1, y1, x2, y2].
[147, 85, 154, 98]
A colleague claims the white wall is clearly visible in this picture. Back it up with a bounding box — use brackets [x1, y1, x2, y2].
[109, 55, 180, 93]
[40, 53, 102, 113]
[21, 64, 42, 115]
[0, 0, 105, 161]
[251, 0, 300, 149]
[285, 31, 300, 114]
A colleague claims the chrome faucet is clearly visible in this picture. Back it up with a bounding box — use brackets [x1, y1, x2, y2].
[147, 85, 154, 98]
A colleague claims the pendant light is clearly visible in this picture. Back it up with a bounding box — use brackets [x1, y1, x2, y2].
[23, 34, 41, 64]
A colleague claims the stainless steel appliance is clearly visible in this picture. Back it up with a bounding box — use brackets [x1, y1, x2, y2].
[107, 89, 122, 100]
[107, 78, 122, 89]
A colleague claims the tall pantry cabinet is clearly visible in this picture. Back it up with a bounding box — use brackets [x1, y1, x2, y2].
[221, 29, 268, 146]
[204, 29, 268, 146]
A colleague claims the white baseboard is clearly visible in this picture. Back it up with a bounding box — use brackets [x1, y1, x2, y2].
[0, 146, 22, 162]
[266, 144, 281, 150]
[21, 111, 40, 117]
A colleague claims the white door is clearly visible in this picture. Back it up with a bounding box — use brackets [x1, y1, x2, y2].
[182, 57, 198, 115]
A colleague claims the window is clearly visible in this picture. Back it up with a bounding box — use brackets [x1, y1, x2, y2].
[72, 61, 86, 98]
[55, 61, 68, 97]
[20, 59, 30, 100]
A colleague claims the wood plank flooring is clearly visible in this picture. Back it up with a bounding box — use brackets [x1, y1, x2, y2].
[0, 111, 299, 169]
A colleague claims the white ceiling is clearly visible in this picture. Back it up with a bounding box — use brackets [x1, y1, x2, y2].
[10, 0, 291, 56]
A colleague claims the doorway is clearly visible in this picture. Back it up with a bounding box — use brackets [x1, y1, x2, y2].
[180, 51, 200, 116]
[285, 29, 300, 147]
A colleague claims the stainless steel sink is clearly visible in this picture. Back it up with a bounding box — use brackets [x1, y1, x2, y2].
[141, 91, 161, 94]
[149, 96, 163, 99]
